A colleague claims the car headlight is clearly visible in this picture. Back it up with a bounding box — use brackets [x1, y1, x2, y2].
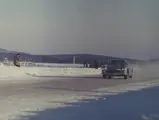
[102, 67, 107, 70]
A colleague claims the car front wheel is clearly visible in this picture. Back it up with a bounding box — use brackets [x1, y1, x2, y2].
[103, 74, 106, 78]
[108, 76, 111, 79]
[124, 75, 128, 79]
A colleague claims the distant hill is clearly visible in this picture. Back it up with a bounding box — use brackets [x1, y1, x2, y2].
[0, 48, 144, 64]
[0, 48, 9, 52]
[44, 54, 142, 64]
[148, 58, 159, 63]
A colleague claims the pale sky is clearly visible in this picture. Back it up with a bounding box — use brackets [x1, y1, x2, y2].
[0, 0, 158, 60]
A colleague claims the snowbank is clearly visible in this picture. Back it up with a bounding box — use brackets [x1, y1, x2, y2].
[3, 61, 84, 68]
[30, 67, 101, 77]
[0, 64, 101, 78]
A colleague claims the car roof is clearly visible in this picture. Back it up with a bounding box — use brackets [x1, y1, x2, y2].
[109, 59, 129, 63]
[109, 59, 126, 61]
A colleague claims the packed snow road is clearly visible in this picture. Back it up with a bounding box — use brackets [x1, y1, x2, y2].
[0, 77, 159, 120]
[1, 63, 159, 120]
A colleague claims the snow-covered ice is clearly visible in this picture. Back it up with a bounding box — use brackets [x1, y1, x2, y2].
[3, 78, 159, 120]
[0, 63, 158, 120]
[18, 86, 159, 120]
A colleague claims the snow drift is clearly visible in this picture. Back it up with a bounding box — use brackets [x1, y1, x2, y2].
[0, 63, 101, 78]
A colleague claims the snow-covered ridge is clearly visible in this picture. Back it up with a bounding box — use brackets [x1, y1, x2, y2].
[0, 63, 101, 79]
[2, 59, 84, 68]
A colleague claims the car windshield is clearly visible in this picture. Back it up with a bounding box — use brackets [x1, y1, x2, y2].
[109, 60, 125, 66]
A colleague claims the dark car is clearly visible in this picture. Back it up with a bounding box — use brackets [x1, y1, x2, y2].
[102, 59, 133, 79]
